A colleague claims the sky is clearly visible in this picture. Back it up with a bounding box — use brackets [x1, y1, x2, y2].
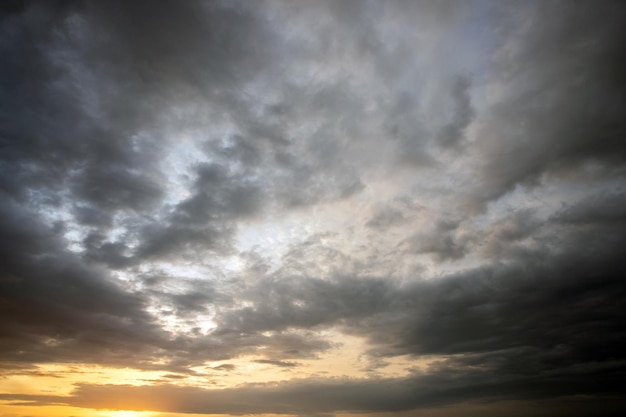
[1, 0, 625, 416]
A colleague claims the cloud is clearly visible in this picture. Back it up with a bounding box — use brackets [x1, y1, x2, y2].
[4, 368, 625, 416]
[1, 1, 625, 415]
[437, 75, 475, 149]
[472, 0, 626, 205]
[132, 162, 263, 262]
[209, 208, 626, 398]
[0, 199, 165, 366]
[552, 191, 626, 226]
[254, 359, 300, 368]
[211, 364, 236, 372]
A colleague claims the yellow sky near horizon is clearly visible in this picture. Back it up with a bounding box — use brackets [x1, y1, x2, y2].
[0, 331, 443, 417]
[1, 398, 592, 417]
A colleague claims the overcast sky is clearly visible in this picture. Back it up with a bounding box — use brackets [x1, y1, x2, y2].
[1, 1, 626, 416]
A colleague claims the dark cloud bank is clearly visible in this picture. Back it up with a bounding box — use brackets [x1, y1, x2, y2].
[1, 0, 626, 416]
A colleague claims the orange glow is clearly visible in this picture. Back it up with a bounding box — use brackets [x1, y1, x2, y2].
[0, 402, 158, 417]
[0, 331, 447, 417]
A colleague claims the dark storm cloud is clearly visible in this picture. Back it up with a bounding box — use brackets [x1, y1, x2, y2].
[552, 191, 626, 226]
[383, 251, 625, 359]
[133, 162, 263, 261]
[146, 278, 223, 317]
[81, 230, 133, 268]
[2, 0, 626, 415]
[215, 275, 395, 334]
[5, 366, 625, 416]
[0, 0, 281, 259]
[72, 165, 163, 211]
[0, 0, 167, 208]
[474, 0, 626, 205]
[0, 0, 373, 273]
[0, 0, 281, 368]
[214, 204, 626, 401]
[0, 198, 165, 366]
[84, 0, 265, 87]
[72, 204, 113, 227]
[208, 327, 333, 362]
[221, 245, 625, 363]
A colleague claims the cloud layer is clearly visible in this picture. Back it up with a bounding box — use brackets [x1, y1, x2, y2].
[1, 0, 625, 415]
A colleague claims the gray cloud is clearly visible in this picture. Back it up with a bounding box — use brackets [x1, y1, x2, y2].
[210, 208, 626, 398]
[473, 0, 626, 205]
[0, 199, 165, 366]
[3, 368, 625, 416]
[552, 191, 626, 226]
[437, 75, 475, 149]
[211, 364, 236, 372]
[1, 1, 625, 415]
[254, 359, 300, 368]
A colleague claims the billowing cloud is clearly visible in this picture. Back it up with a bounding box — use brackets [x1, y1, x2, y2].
[1, 0, 625, 416]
